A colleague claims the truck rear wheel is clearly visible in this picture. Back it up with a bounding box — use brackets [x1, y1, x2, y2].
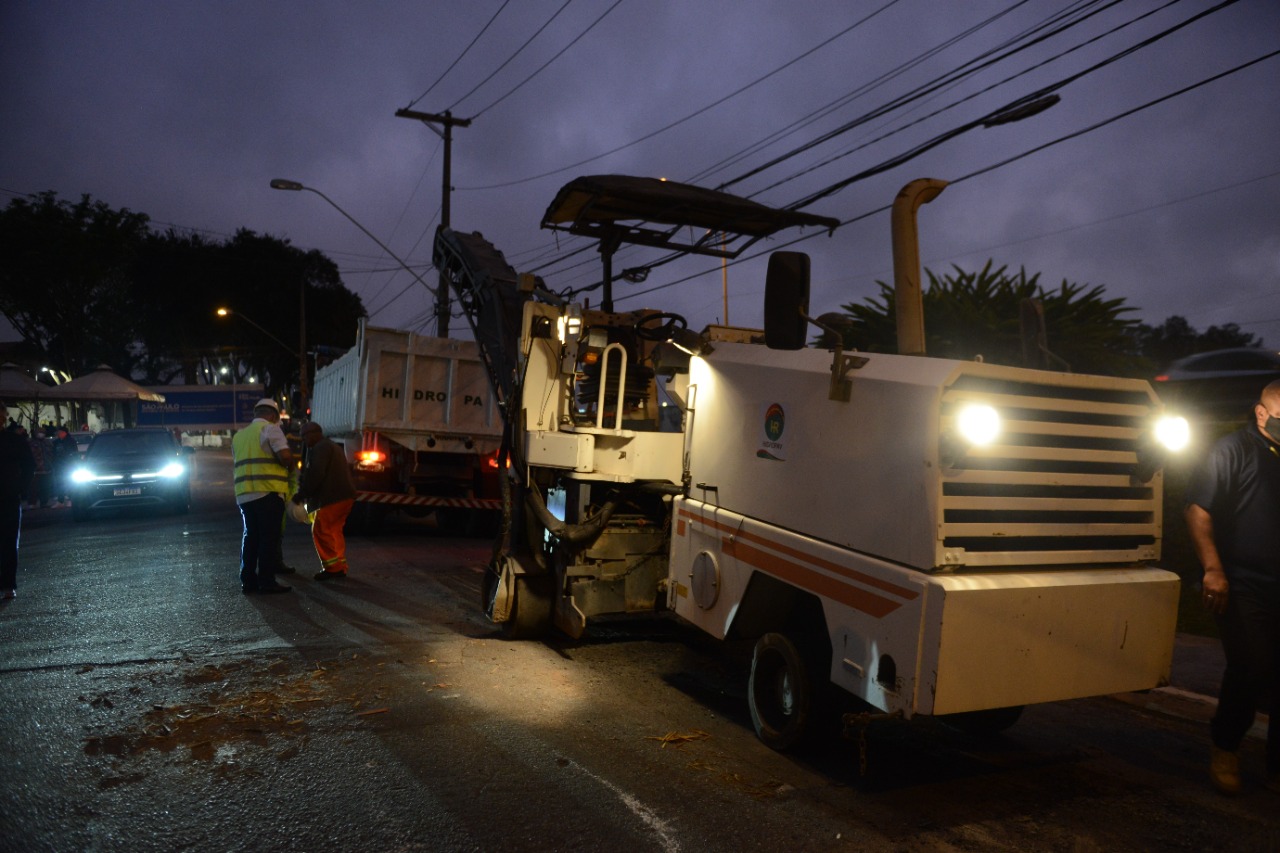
[749, 632, 815, 751]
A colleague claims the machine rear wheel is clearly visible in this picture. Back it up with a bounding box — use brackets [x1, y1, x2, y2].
[748, 632, 815, 751]
[485, 569, 554, 640]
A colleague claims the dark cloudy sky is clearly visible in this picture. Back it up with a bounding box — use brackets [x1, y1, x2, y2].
[3, 0, 1277, 357]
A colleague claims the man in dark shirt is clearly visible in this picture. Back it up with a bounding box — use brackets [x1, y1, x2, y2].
[292, 422, 356, 581]
[1, 402, 37, 600]
[1185, 379, 1280, 795]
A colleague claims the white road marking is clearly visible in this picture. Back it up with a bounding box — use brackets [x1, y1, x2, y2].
[568, 759, 681, 853]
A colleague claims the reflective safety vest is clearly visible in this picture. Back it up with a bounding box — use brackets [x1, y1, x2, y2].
[232, 421, 289, 498]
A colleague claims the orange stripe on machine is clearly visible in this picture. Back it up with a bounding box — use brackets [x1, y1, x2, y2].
[721, 538, 905, 618]
[678, 508, 918, 602]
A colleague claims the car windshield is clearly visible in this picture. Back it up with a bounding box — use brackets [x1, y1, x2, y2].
[89, 432, 175, 456]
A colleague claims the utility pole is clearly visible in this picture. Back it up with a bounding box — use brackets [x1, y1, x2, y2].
[395, 108, 472, 338]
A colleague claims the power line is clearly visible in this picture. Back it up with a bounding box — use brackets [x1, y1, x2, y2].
[745, 0, 1183, 200]
[613, 48, 1279, 306]
[514, 0, 1133, 274]
[447, 0, 576, 113]
[405, 0, 513, 110]
[455, 0, 905, 191]
[783, 0, 1249, 213]
[470, 0, 626, 119]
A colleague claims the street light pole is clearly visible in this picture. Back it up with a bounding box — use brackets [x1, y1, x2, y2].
[216, 307, 298, 357]
[215, 307, 305, 410]
[269, 178, 441, 330]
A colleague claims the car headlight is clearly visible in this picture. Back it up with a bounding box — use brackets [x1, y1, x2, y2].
[71, 468, 94, 483]
[956, 404, 1002, 447]
[158, 462, 186, 479]
[1153, 415, 1190, 452]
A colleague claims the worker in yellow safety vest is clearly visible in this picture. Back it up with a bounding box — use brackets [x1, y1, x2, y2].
[232, 398, 295, 594]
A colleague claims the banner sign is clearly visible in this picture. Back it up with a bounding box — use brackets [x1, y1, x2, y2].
[138, 385, 264, 430]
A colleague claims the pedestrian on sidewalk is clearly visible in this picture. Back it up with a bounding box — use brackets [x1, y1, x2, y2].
[232, 398, 294, 595]
[292, 422, 355, 581]
[0, 403, 36, 600]
[1184, 379, 1280, 796]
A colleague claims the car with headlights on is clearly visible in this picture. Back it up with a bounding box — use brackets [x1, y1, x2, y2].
[69, 428, 193, 520]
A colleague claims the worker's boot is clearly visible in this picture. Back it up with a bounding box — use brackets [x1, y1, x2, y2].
[1209, 746, 1242, 795]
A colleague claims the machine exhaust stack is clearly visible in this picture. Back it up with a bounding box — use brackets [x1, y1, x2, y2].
[891, 178, 948, 356]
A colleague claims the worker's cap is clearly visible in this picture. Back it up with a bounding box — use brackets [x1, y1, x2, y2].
[254, 398, 280, 412]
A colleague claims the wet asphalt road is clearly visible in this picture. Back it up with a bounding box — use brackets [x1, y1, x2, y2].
[1, 449, 1278, 852]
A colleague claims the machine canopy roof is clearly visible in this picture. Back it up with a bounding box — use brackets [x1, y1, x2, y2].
[541, 175, 839, 258]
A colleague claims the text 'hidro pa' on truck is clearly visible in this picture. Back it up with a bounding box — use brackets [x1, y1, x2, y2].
[432, 174, 1189, 749]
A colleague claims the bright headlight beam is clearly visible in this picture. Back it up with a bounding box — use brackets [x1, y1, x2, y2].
[159, 462, 186, 478]
[71, 468, 94, 483]
[956, 404, 1001, 446]
[1154, 416, 1190, 452]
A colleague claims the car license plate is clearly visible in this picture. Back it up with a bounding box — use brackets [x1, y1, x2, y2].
[113, 487, 142, 497]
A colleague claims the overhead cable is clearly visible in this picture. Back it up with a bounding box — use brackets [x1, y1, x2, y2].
[447, 0, 577, 113]
[455, 0, 904, 190]
[470, 0, 627, 119]
[608, 48, 1279, 305]
[405, 0, 513, 109]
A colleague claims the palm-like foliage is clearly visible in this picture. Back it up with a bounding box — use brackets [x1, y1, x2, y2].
[833, 261, 1148, 377]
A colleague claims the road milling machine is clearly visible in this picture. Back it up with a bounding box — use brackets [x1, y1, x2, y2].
[432, 174, 1187, 749]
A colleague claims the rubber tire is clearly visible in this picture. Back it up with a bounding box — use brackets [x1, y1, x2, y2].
[72, 504, 90, 523]
[748, 632, 815, 751]
[939, 705, 1025, 736]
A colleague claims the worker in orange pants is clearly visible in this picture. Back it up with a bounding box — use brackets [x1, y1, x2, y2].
[292, 422, 357, 581]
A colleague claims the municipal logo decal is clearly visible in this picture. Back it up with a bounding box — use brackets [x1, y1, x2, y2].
[758, 403, 786, 461]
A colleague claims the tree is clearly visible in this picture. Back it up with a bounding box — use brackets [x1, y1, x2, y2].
[832, 261, 1148, 377]
[1129, 315, 1260, 370]
[0, 193, 367, 399]
[0, 192, 152, 376]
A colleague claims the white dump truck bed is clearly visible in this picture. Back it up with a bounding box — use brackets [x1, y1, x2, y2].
[311, 321, 501, 453]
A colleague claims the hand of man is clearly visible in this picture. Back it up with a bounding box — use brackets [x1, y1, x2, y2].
[1202, 568, 1229, 616]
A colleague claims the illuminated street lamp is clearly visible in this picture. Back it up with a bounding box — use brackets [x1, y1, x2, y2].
[215, 307, 305, 407]
[269, 178, 442, 331]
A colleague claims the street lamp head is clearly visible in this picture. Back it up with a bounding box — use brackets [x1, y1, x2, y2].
[216, 307, 230, 317]
[270, 178, 304, 191]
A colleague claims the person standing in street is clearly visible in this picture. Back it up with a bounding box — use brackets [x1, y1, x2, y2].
[292, 422, 356, 581]
[1185, 379, 1280, 796]
[51, 426, 79, 508]
[232, 398, 294, 594]
[0, 403, 36, 600]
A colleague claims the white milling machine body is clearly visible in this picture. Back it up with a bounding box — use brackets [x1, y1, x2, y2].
[433, 175, 1183, 748]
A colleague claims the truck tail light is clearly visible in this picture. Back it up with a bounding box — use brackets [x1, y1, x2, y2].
[357, 450, 385, 464]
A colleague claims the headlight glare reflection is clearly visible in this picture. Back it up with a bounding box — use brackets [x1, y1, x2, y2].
[1154, 416, 1190, 452]
[956, 404, 1001, 447]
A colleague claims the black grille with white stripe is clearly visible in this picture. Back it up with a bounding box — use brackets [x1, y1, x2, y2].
[938, 371, 1162, 568]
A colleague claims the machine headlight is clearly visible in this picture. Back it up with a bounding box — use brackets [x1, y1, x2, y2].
[158, 462, 185, 478]
[1153, 415, 1190, 452]
[955, 404, 1001, 447]
[71, 468, 94, 483]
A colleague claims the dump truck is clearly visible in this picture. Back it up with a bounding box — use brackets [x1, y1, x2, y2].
[308, 319, 503, 533]
[430, 174, 1186, 748]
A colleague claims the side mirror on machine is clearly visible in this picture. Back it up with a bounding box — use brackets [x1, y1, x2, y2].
[763, 252, 810, 350]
